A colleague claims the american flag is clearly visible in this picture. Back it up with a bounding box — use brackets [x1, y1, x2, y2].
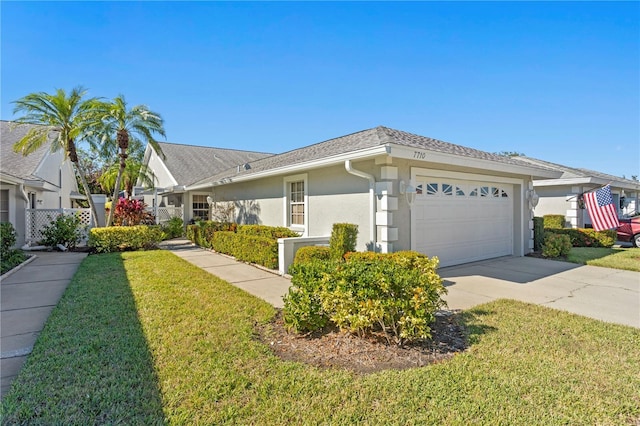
[584, 185, 620, 231]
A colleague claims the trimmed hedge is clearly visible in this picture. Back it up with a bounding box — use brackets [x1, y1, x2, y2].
[543, 227, 616, 248]
[89, 226, 165, 253]
[213, 231, 279, 269]
[186, 221, 237, 247]
[542, 232, 572, 258]
[293, 246, 332, 265]
[284, 251, 447, 345]
[186, 223, 299, 269]
[543, 215, 565, 229]
[329, 223, 358, 260]
[237, 225, 299, 239]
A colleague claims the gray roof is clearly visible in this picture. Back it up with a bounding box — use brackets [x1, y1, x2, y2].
[194, 126, 555, 186]
[1, 120, 57, 181]
[155, 141, 273, 187]
[520, 156, 640, 188]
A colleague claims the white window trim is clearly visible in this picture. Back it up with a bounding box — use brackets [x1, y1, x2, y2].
[191, 193, 210, 221]
[283, 173, 308, 235]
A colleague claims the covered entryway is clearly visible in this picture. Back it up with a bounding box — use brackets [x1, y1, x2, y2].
[411, 174, 514, 267]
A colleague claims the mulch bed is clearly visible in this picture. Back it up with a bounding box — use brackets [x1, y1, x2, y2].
[256, 310, 468, 374]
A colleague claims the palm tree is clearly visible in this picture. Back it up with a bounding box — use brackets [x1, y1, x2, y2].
[11, 87, 103, 226]
[94, 95, 165, 226]
[98, 159, 155, 199]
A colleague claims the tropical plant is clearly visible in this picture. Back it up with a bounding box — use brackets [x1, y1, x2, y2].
[112, 198, 155, 226]
[11, 87, 102, 225]
[98, 159, 155, 197]
[41, 214, 84, 249]
[92, 95, 165, 226]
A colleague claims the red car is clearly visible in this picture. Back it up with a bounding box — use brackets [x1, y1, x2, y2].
[617, 216, 640, 247]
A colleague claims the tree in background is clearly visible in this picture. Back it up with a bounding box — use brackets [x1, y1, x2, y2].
[11, 87, 103, 226]
[98, 159, 155, 199]
[92, 95, 165, 226]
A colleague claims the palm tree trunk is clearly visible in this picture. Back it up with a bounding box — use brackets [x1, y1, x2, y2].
[73, 160, 101, 228]
[107, 162, 124, 227]
[67, 138, 101, 228]
[106, 129, 130, 227]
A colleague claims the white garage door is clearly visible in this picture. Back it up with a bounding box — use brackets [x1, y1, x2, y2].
[412, 177, 513, 267]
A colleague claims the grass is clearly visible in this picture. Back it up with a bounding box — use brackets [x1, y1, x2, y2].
[566, 247, 640, 272]
[2, 250, 639, 425]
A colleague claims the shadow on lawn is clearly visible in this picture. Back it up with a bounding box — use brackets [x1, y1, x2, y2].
[0, 253, 166, 425]
[458, 308, 498, 346]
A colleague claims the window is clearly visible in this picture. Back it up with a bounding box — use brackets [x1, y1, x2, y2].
[284, 174, 307, 229]
[0, 190, 8, 222]
[289, 181, 305, 226]
[192, 194, 209, 220]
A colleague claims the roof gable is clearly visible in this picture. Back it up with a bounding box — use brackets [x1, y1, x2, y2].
[1, 121, 57, 181]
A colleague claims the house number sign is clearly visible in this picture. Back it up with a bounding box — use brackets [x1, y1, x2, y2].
[413, 150, 427, 160]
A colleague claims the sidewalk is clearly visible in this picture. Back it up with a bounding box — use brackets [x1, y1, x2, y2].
[0, 251, 87, 398]
[159, 239, 292, 308]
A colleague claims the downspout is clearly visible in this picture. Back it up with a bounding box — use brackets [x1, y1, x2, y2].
[344, 160, 377, 252]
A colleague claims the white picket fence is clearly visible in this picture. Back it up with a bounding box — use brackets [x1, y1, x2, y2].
[25, 208, 93, 244]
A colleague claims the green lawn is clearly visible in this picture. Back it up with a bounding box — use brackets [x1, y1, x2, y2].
[2, 250, 639, 425]
[566, 247, 640, 272]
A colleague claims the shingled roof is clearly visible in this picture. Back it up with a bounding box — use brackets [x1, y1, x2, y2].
[191, 126, 556, 187]
[519, 156, 640, 189]
[154, 141, 273, 187]
[1, 120, 57, 182]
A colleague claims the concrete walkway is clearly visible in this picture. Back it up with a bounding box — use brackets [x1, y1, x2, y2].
[159, 239, 291, 308]
[0, 251, 87, 398]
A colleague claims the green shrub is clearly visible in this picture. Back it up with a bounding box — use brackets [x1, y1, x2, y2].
[293, 246, 332, 265]
[533, 216, 544, 252]
[162, 217, 184, 239]
[283, 251, 447, 345]
[213, 231, 279, 269]
[329, 223, 358, 260]
[89, 226, 165, 253]
[542, 232, 572, 258]
[1, 222, 18, 256]
[186, 222, 237, 247]
[283, 260, 337, 332]
[543, 215, 565, 229]
[41, 214, 84, 249]
[1, 249, 27, 275]
[237, 225, 299, 239]
[543, 228, 616, 248]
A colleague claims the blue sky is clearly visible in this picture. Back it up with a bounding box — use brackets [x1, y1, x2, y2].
[2, 1, 638, 178]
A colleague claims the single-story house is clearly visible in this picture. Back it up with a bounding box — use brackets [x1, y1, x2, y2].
[140, 141, 272, 220]
[183, 126, 561, 268]
[518, 157, 640, 228]
[1, 120, 84, 247]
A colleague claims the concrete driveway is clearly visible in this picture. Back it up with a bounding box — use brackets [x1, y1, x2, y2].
[440, 256, 640, 329]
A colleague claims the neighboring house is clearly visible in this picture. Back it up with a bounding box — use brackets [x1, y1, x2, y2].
[518, 156, 640, 228]
[0, 120, 83, 247]
[140, 141, 273, 220]
[185, 126, 561, 268]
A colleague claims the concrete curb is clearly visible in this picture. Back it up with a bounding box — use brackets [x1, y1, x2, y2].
[0, 254, 37, 282]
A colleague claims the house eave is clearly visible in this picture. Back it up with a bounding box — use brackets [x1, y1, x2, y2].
[388, 145, 562, 179]
[534, 177, 640, 190]
[187, 145, 390, 190]
[24, 179, 59, 192]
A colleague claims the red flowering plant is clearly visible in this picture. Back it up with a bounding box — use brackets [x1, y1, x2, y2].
[112, 198, 155, 226]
